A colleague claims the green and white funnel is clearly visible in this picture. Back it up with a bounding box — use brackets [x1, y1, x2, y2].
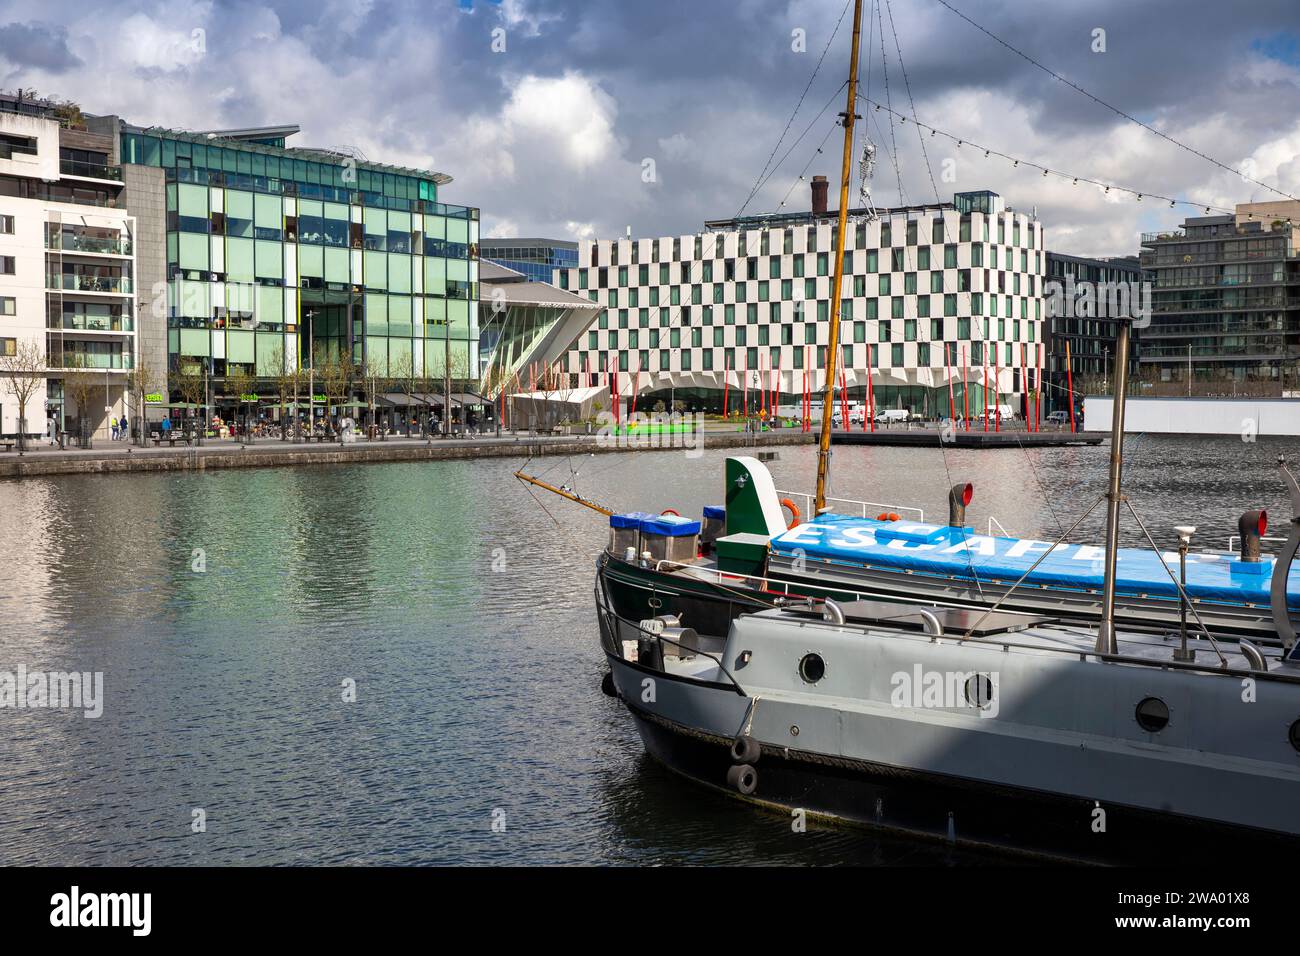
[724, 456, 788, 537]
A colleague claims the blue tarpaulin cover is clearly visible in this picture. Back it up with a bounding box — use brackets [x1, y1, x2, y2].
[609, 511, 659, 529]
[770, 514, 1300, 608]
[641, 514, 702, 537]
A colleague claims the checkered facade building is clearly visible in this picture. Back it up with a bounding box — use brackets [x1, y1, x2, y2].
[555, 191, 1047, 413]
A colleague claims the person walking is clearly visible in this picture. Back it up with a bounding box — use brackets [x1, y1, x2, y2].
[161, 416, 172, 440]
[110, 416, 118, 440]
[119, 413, 129, 442]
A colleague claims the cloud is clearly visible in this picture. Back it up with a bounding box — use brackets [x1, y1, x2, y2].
[0, 0, 1296, 255]
[0, 21, 83, 73]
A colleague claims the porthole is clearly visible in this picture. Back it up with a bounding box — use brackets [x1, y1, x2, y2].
[964, 674, 995, 711]
[1289, 719, 1300, 753]
[1135, 697, 1170, 733]
[798, 653, 826, 684]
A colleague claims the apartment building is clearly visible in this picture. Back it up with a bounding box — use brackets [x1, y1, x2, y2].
[0, 92, 137, 440]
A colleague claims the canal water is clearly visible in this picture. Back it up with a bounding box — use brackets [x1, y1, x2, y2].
[0, 433, 1295, 865]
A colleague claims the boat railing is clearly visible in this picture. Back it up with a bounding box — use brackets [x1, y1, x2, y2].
[1224, 534, 1289, 556]
[776, 490, 924, 522]
[597, 570, 748, 695]
[987, 516, 1012, 538]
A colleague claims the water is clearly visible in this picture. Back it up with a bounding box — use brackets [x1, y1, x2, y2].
[0, 433, 1295, 865]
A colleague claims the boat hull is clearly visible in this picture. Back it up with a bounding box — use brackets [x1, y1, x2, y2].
[607, 652, 1300, 865]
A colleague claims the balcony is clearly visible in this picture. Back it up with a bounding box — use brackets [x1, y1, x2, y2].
[50, 351, 133, 371]
[48, 313, 134, 333]
[47, 232, 133, 256]
[46, 272, 133, 295]
[59, 158, 122, 181]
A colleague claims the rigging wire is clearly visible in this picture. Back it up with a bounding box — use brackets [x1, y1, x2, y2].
[855, 93, 1249, 217]
[739, 0, 855, 217]
[930, 0, 1299, 203]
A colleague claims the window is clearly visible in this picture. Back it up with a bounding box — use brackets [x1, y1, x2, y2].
[0, 256, 14, 275]
[0, 214, 13, 234]
[0, 296, 14, 315]
[0, 337, 15, 356]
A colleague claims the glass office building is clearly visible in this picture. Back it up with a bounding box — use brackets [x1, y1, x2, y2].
[119, 126, 479, 403]
[479, 238, 577, 283]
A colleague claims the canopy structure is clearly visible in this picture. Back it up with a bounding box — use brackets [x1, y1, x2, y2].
[476, 261, 605, 398]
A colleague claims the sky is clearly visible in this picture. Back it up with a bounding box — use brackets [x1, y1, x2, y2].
[1, 0, 1298, 257]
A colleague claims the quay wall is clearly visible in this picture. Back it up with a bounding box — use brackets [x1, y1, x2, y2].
[0, 431, 815, 479]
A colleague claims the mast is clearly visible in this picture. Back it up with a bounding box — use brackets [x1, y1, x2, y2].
[814, 0, 865, 514]
[1095, 318, 1132, 654]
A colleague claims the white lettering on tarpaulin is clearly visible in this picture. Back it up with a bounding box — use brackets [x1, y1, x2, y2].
[49, 886, 151, 936]
[773, 519, 1236, 567]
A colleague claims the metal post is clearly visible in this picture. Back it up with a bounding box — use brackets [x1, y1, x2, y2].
[1174, 525, 1196, 662]
[1096, 319, 1131, 654]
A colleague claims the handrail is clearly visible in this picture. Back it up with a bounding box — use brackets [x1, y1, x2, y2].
[776, 488, 924, 521]
[987, 515, 1011, 538]
[597, 570, 748, 695]
[1225, 534, 1288, 554]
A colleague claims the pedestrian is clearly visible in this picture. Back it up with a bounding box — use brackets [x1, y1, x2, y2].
[120, 413, 129, 441]
[46, 417, 56, 447]
[161, 416, 172, 439]
[110, 416, 119, 440]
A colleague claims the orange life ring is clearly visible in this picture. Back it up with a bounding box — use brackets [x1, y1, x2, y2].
[877, 511, 901, 522]
[780, 497, 801, 528]
[660, 508, 680, 516]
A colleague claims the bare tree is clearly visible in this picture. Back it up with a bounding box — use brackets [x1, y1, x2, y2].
[359, 355, 391, 440]
[316, 345, 353, 443]
[0, 338, 45, 453]
[268, 345, 300, 441]
[390, 352, 418, 436]
[60, 356, 101, 448]
[124, 362, 155, 447]
[174, 366, 206, 443]
[225, 364, 256, 443]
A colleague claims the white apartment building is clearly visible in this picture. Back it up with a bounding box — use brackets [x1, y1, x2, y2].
[556, 189, 1047, 416]
[0, 97, 137, 440]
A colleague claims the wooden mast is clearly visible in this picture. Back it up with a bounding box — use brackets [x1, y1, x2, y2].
[814, 0, 865, 514]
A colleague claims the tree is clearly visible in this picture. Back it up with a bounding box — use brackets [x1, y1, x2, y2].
[389, 352, 419, 436]
[225, 364, 256, 443]
[125, 362, 156, 446]
[359, 355, 391, 439]
[0, 338, 45, 453]
[174, 365, 207, 443]
[268, 345, 301, 441]
[316, 345, 353, 443]
[60, 356, 101, 448]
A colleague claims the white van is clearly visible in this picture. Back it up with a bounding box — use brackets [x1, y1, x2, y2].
[874, 408, 909, 424]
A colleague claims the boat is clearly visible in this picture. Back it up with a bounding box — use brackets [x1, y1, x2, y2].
[589, 0, 1300, 862]
[596, 470, 1299, 643]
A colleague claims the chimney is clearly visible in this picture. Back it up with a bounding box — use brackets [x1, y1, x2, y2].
[811, 175, 829, 216]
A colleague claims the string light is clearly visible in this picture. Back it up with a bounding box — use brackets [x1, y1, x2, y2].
[854, 93, 1241, 217]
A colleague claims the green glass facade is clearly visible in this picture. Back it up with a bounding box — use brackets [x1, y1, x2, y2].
[120, 129, 479, 398]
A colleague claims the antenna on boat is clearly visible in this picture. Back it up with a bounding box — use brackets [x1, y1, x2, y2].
[814, 0, 865, 515]
[1095, 316, 1134, 655]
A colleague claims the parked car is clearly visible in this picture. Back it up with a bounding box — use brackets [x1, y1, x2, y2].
[874, 408, 910, 424]
[1046, 410, 1070, 426]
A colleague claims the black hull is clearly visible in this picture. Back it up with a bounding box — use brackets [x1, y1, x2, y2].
[623, 694, 1298, 866]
